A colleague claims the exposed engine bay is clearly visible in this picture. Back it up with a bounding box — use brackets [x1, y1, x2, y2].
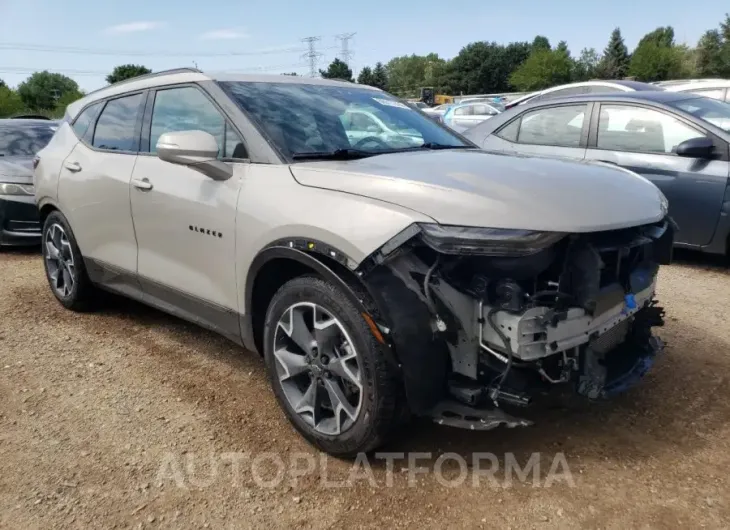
[358, 219, 674, 430]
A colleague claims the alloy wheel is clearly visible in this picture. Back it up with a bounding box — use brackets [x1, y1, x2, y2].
[44, 223, 75, 298]
[273, 302, 363, 436]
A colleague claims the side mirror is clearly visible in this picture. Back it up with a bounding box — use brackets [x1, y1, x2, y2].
[156, 130, 233, 181]
[676, 137, 715, 159]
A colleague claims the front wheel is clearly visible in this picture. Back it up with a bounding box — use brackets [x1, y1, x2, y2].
[263, 276, 403, 457]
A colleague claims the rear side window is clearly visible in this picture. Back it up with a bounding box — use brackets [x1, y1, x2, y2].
[92, 94, 144, 151]
[454, 106, 472, 116]
[72, 102, 102, 141]
[517, 105, 586, 147]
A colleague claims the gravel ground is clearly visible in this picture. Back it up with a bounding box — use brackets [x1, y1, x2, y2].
[1, 248, 729, 529]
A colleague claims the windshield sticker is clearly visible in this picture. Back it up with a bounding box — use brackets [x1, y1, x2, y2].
[373, 97, 409, 110]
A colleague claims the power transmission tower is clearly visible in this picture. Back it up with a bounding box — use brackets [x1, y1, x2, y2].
[301, 36, 322, 77]
[335, 33, 356, 66]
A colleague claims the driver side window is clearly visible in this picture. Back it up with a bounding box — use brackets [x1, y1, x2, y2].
[149, 86, 246, 158]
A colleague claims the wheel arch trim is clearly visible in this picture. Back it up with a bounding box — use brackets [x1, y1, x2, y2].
[241, 244, 385, 355]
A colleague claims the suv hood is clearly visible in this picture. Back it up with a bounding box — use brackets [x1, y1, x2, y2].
[290, 150, 667, 232]
[0, 156, 33, 184]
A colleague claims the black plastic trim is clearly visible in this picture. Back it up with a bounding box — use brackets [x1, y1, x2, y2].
[242, 246, 370, 353]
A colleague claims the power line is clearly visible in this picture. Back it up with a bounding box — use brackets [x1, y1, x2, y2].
[0, 63, 310, 77]
[335, 33, 356, 67]
[301, 36, 322, 77]
[0, 42, 308, 58]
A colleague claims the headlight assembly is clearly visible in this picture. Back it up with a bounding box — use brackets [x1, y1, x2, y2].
[418, 223, 565, 257]
[0, 182, 35, 196]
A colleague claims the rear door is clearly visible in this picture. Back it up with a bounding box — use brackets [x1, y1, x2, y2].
[483, 103, 590, 161]
[584, 103, 729, 247]
[58, 93, 144, 276]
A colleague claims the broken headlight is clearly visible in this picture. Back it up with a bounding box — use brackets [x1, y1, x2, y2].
[418, 224, 565, 257]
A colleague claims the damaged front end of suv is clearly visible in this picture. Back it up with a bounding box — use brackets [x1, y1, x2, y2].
[357, 218, 674, 430]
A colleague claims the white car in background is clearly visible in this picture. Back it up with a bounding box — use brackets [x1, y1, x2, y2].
[659, 79, 730, 102]
[340, 108, 423, 147]
[505, 80, 661, 109]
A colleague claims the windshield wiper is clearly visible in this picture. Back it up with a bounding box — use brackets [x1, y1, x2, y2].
[418, 143, 475, 150]
[291, 148, 376, 161]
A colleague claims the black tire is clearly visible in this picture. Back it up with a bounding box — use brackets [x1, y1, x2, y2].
[263, 275, 404, 457]
[41, 210, 97, 311]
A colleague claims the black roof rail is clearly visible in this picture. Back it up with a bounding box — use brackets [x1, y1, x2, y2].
[85, 67, 204, 97]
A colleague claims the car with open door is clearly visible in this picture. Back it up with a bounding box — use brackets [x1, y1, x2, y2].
[465, 91, 730, 257]
[35, 69, 672, 456]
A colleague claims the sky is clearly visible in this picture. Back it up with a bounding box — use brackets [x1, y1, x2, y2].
[0, 0, 728, 91]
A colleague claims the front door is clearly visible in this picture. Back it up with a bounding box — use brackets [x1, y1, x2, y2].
[584, 104, 728, 247]
[129, 85, 248, 340]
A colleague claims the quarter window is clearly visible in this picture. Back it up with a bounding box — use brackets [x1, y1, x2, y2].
[149, 86, 245, 158]
[517, 105, 586, 147]
[597, 105, 706, 154]
[92, 94, 144, 151]
[72, 102, 102, 141]
[496, 119, 520, 142]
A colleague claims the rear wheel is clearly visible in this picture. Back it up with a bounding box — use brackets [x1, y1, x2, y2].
[263, 275, 403, 457]
[42, 211, 96, 311]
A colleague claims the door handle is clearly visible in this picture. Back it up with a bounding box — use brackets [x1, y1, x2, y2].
[596, 160, 618, 165]
[64, 161, 82, 172]
[131, 178, 153, 191]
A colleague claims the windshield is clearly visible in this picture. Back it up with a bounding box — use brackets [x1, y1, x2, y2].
[220, 81, 469, 159]
[670, 97, 730, 133]
[0, 124, 56, 156]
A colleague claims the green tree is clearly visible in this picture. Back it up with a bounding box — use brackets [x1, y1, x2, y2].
[0, 78, 6, 90]
[0, 86, 25, 118]
[444, 41, 530, 94]
[696, 30, 725, 76]
[629, 42, 684, 81]
[628, 26, 686, 81]
[357, 66, 374, 86]
[556, 40, 570, 57]
[52, 90, 84, 118]
[532, 35, 551, 52]
[509, 48, 572, 91]
[106, 64, 152, 85]
[319, 59, 353, 82]
[596, 28, 630, 79]
[573, 48, 601, 81]
[16, 71, 82, 111]
[385, 54, 445, 96]
[371, 62, 389, 91]
[637, 26, 675, 48]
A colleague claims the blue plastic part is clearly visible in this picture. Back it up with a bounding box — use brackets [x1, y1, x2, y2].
[624, 293, 637, 310]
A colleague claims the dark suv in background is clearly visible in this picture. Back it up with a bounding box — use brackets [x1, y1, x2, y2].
[0, 118, 57, 246]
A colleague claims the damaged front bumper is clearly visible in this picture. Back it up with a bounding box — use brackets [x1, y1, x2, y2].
[358, 218, 673, 431]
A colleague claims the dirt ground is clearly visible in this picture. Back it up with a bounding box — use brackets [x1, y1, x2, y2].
[1, 249, 729, 529]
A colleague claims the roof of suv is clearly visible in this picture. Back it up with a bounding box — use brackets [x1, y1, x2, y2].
[66, 68, 378, 121]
